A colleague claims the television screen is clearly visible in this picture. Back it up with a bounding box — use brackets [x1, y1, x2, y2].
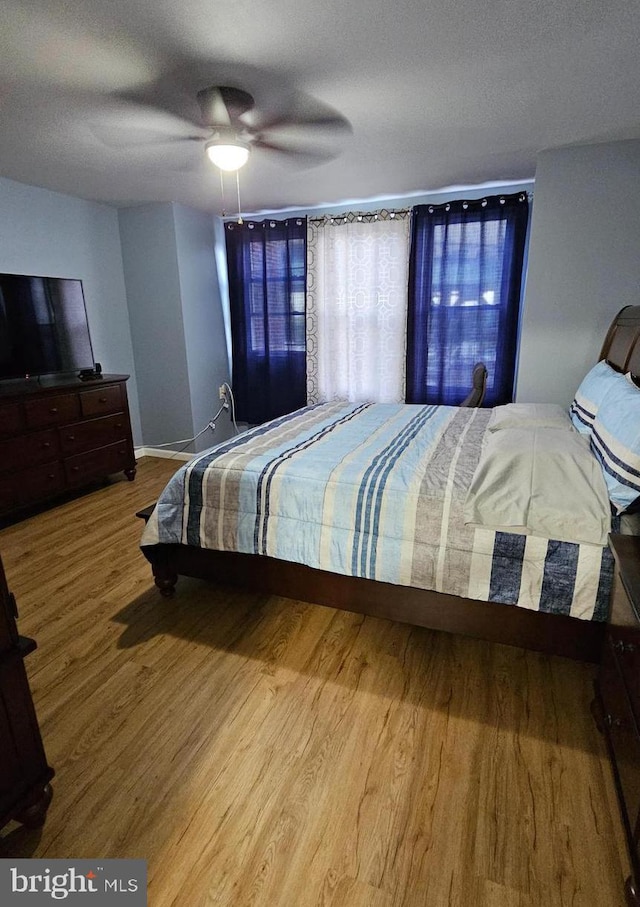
[0, 273, 95, 380]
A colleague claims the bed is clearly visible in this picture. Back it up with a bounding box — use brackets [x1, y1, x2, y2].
[139, 305, 640, 663]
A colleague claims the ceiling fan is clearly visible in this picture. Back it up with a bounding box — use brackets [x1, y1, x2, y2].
[199, 85, 351, 172]
[99, 83, 352, 173]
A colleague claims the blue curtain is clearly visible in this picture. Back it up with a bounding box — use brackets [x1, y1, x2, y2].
[226, 217, 307, 424]
[406, 192, 529, 407]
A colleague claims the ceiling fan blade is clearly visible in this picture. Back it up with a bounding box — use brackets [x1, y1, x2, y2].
[113, 87, 205, 130]
[197, 87, 231, 127]
[88, 100, 211, 149]
[91, 126, 204, 149]
[197, 86, 255, 128]
[242, 89, 352, 141]
[252, 113, 352, 136]
[253, 138, 338, 164]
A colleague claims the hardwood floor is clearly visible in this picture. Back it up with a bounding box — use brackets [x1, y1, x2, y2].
[0, 456, 630, 906]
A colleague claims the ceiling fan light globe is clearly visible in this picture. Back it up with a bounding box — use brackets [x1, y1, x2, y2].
[205, 141, 250, 171]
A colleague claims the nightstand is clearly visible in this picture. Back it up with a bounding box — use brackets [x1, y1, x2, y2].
[594, 534, 640, 906]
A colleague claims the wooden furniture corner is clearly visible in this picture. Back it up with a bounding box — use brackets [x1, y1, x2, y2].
[593, 534, 640, 906]
[0, 554, 54, 831]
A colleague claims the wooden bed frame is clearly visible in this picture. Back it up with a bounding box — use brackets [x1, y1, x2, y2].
[139, 305, 640, 664]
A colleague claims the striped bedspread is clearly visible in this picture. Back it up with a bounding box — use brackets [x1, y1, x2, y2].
[141, 402, 613, 621]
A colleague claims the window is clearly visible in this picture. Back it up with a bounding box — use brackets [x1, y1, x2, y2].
[225, 218, 307, 424]
[246, 236, 306, 354]
[406, 193, 529, 407]
[305, 212, 411, 404]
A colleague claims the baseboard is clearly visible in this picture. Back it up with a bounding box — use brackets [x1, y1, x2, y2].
[135, 447, 194, 462]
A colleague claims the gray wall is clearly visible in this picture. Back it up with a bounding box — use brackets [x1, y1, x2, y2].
[0, 179, 230, 454]
[173, 205, 233, 448]
[119, 203, 232, 452]
[517, 139, 640, 404]
[118, 204, 192, 450]
[0, 175, 141, 442]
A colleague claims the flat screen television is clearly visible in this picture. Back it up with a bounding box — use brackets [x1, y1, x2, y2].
[0, 273, 95, 381]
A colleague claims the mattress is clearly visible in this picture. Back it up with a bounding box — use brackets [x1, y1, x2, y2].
[141, 402, 614, 621]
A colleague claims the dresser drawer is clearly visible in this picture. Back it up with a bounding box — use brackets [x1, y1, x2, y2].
[0, 403, 25, 439]
[24, 394, 80, 428]
[0, 430, 59, 473]
[60, 414, 128, 455]
[80, 385, 122, 418]
[600, 639, 640, 835]
[64, 441, 131, 487]
[0, 375, 133, 519]
[0, 461, 65, 510]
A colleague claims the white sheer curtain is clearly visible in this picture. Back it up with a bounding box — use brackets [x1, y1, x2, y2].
[306, 212, 411, 404]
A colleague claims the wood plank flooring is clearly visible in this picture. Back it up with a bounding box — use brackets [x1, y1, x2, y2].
[0, 456, 631, 905]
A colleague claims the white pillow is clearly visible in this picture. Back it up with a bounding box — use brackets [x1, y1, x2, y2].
[487, 403, 574, 433]
[464, 427, 612, 546]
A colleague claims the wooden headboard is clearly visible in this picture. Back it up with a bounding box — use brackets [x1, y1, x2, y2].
[600, 305, 640, 377]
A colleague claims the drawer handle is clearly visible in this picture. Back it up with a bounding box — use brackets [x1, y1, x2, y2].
[98, 397, 107, 403]
[67, 435, 75, 441]
[115, 423, 122, 429]
[604, 714, 623, 728]
[49, 407, 58, 414]
[47, 473, 56, 480]
[71, 466, 80, 472]
[42, 441, 51, 449]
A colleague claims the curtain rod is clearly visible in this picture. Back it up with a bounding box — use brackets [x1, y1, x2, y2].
[308, 208, 410, 225]
[308, 191, 533, 225]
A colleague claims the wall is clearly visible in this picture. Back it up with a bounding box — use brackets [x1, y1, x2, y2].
[173, 205, 233, 448]
[0, 176, 141, 442]
[119, 203, 232, 453]
[118, 204, 192, 450]
[0, 179, 230, 455]
[517, 139, 640, 404]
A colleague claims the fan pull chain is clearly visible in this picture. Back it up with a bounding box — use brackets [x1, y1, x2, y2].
[235, 171, 244, 225]
[219, 170, 227, 217]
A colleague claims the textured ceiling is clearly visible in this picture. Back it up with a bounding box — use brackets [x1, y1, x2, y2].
[1, 0, 639, 214]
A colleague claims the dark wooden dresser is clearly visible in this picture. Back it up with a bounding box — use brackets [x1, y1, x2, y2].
[0, 374, 136, 520]
[0, 553, 54, 829]
[594, 534, 640, 905]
